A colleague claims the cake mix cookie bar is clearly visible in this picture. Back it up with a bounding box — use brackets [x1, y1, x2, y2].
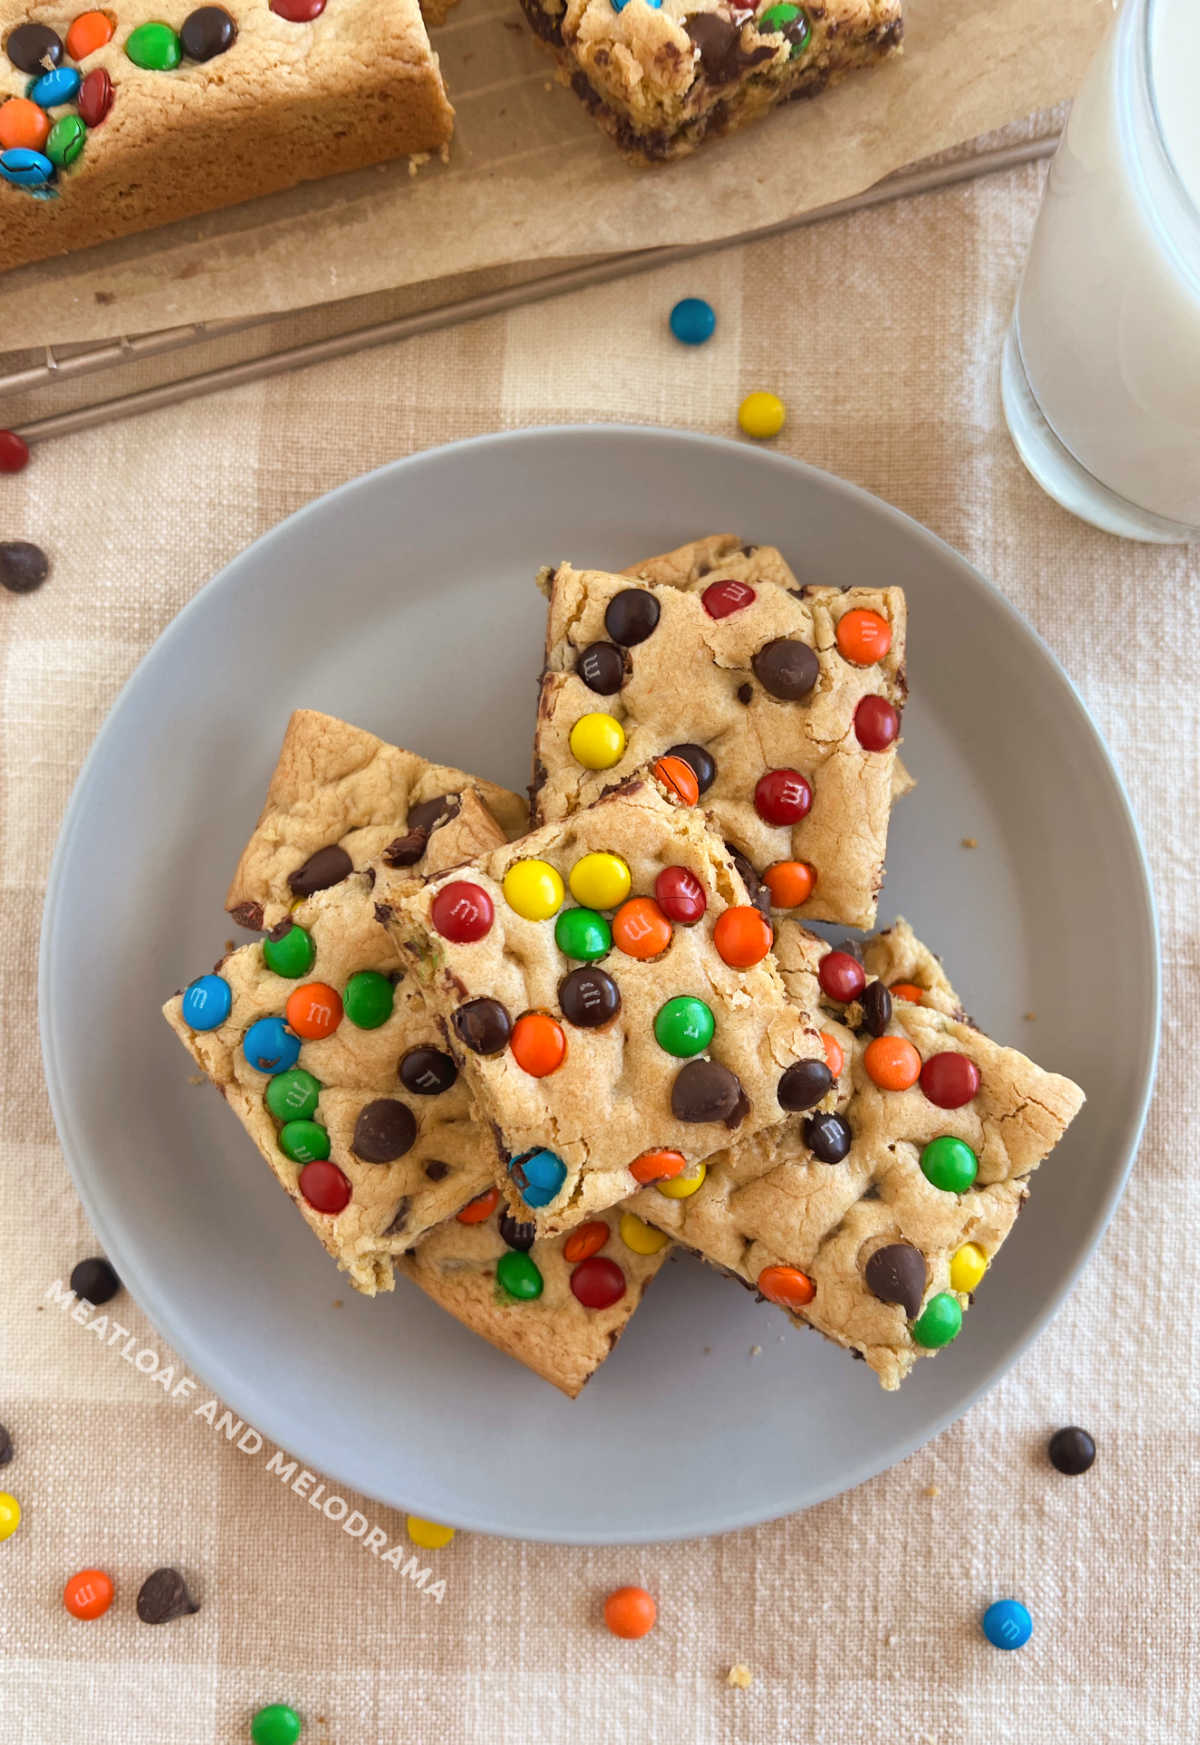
[226, 709, 528, 932]
[532, 558, 906, 927]
[632, 920, 1085, 1388]
[520, 0, 902, 164]
[386, 769, 823, 1236]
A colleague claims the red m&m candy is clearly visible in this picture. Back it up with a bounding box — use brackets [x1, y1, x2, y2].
[754, 768, 812, 827]
[77, 67, 112, 128]
[299, 1160, 351, 1214]
[701, 578, 756, 619]
[854, 695, 900, 750]
[817, 950, 866, 1003]
[570, 1256, 626, 1309]
[655, 865, 706, 924]
[0, 430, 30, 473]
[920, 1052, 981, 1109]
[431, 881, 493, 943]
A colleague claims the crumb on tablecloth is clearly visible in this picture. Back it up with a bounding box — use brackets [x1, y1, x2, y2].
[961, 836, 978, 849]
[726, 1664, 753, 1689]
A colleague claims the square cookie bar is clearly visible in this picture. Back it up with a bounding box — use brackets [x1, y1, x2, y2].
[520, 0, 902, 164]
[386, 771, 823, 1236]
[165, 798, 507, 1295]
[532, 558, 906, 928]
[632, 920, 1085, 1388]
[403, 1202, 670, 1397]
[226, 709, 528, 932]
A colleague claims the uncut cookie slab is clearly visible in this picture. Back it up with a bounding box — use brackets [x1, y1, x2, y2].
[532, 557, 906, 927]
[226, 709, 528, 932]
[632, 919, 1085, 1389]
[402, 1202, 669, 1397]
[387, 772, 822, 1236]
[165, 802, 507, 1295]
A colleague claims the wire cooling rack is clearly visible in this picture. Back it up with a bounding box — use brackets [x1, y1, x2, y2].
[0, 133, 1058, 446]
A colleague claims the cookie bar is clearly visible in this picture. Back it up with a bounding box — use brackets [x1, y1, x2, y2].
[0, 0, 455, 272]
[520, 0, 903, 164]
[164, 797, 507, 1295]
[532, 557, 907, 927]
[402, 1202, 669, 1397]
[226, 709, 528, 932]
[632, 920, 1085, 1388]
[386, 770, 823, 1235]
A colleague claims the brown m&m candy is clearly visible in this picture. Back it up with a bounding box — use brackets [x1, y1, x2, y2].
[452, 997, 511, 1054]
[803, 1111, 851, 1163]
[604, 588, 660, 646]
[576, 641, 625, 694]
[666, 742, 716, 794]
[4, 22, 63, 73]
[399, 1046, 457, 1095]
[859, 980, 892, 1037]
[559, 966, 620, 1028]
[180, 5, 237, 59]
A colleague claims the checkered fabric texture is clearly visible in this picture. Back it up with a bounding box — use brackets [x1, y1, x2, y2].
[1, 156, 1196, 1743]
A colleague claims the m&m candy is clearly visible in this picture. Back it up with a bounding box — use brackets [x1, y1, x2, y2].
[298, 1160, 351, 1214]
[284, 982, 342, 1041]
[456, 1186, 500, 1224]
[497, 1250, 544, 1299]
[568, 852, 631, 911]
[0, 147, 54, 187]
[854, 695, 900, 750]
[343, 970, 393, 1029]
[863, 1036, 921, 1092]
[510, 1148, 567, 1208]
[701, 578, 756, 619]
[613, 897, 672, 960]
[629, 1148, 687, 1185]
[981, 1599, 1032, 1651]
[817, 950, 866, 1003]
[65, 11, 116, 58]
[263, 922, 314, 978]
[911, 1292, 962, 1348]
[619, 1211, 670, 1254]
[278, 1120, 329, 1164]
[754, 768, 812, 826]
[669, 296, 716, 345]
[510, 1012, 566, 1077]
[569, 1255, 625, 1309]
[569, 712, 626, 770]
[919, 1135, 978, 1193]
[919, 1052, 981, 1110]
[763, 861, 815, 907]
[554, 906, 612, 961]
[28, 66, 81, 107]
[836, 609, 892, 665]
[737, 391, 786, 439]
[0, 430, 30, 473]
[713, 905, 772, 968]
[654, 865, 706, 924]
[656, 1161, 706, 1198]
[604, 1585, 657, 1638]
[182, 974, 232, 1031]
[0, 98, 50, 152]
[563, 1220, 609, 1262]
[45, 113, 85, 167]
[63, 1568, 114, 1619]
[243, 1017, 300, 1075]
[652, 754, 699, 807]
[265, 1068, 321, 1122]
[503, 858, 564, 921]
[1048, 1426, 1096, 1475]
[432, 881, 494, 943]
[949, 1242, 988, 1294]
[250, 1706, 303, 1745]
[757, 1264, 815, 1310]
[405, 1516, 455, 1550]
[0, 1492, 20, 1540]
[124, 21, 182, 68]
[653, 996, 714, 1058]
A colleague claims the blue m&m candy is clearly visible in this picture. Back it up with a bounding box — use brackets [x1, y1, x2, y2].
[28, 66, 82, 107]
[0, 148, 54, 188]
[669, 297, 716, 346]
[610, 0, 660, 10]
[243, 1016, 300, 1076]
[510, 1148, 567, 1208]
[181, 974, 232, 1032]
[982, 1599, 1032, 1650]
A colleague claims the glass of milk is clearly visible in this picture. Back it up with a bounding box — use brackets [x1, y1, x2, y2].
[1002, 0, 1200, 542]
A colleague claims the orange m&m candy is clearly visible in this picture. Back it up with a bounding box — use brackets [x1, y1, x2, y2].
[757, 1264, 815, 1311]
[890, 982, 925, 1005]
[563, 1220, 609, 1262]
[0, 98, 50, 153]
[713, 905, 773, 968]
[284, 982, 342, 1040]
[66, 9, 116, 57]
[64, 1568, 114, 1620]
[456, 1186, 500, 1224]
[863, 1035, 921, 1092]
[612, 897, 672, 960]
[763, 860, 816, 908]
[835, 608, 892, 666]
[821, 1032, 845, 1077]
[652, 754, 700, 807]
[629, 1148, 687, 1185]
[604, 1585, 657, 1639]
[510, 1012, 566, 1078]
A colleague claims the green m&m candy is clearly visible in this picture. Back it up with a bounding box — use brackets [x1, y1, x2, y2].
[920, 1135, 978, 1194]
[654, 995, 715, 1058]
[278, 1119, 330, 1164]
[496, 1250, 543, 1301]
[554, 906, 612, 962]
[263, 922, 315, 979]
[343, 970, 394, 1029]
[45, 114, 86, 168]
[265, 1067, 321, 1123]
[250, 1707, 302, 1745]
[912, 1291, 963, 1349]
[758, 2, 811, 55]
[125, 21, 182, 68]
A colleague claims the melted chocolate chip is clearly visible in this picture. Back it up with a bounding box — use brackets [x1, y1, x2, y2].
[685, 12, 773, 84]
[778, 1059, 833, 1112]
[382, 831, 427, 868]
[604, 588, 661, 646]
[374, 902, 394, 923]
[136, 1567, 199, 1625]
[288, 843, 353, 896]
[353, 1099, 417, 1163]
[408, 793, 460, 835]
[725, 842, 770, 915]
[69, 1257, 120, 1305]
[452, 998, 512, 1055]
[559, 967, 621, 1028]
[384, 1196, 412, 1236]
[229, 900, 264, 931]
[804, 1111, 851, 1163]
[860, 981, 892, 1037]
[0, 1422, 11, 1467]
[736, 682, 754, 704]
[752, 637, 819, 701]
[399, 1046, 458, 1096]
[671, 1059, 744, 1124]
[576, 641, 626, 694]
[667, 742, 716, 794]
[864, 1243, 926, 1319]
[499, 1211, 537, 1252]
[423, 1159, 451, 1181]
[266, 916, 294, 943]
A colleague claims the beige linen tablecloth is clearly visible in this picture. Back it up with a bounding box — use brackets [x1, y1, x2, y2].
[1, 159, 1196, 1744]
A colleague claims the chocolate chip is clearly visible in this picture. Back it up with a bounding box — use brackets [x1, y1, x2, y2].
[778, 1059, 833, 1111]
[384, 1196, 411, 1235]
[4, 21, 63, 71]
[0, 1422, 11, 1466]
[499, 1211, 537, 1252]
[803, 1111, 851, 1163]
[859, 980, 892, 1037]
[725, 842, 769, 915]
[836, 937, 864, 961]
[381, 830, 426, 867]
[374, 903, 393, 923]
[671, 1059, 744, 1124]
[353, 1099, 417, 1163]
[266, 916, 294, 943]
[69, 1257, 120, 1305]
[752, 638, 819, 701]
[736, 682, 754, 704]
[604, 588, 661, 646]
[452, 998, 512, 1054]
[136, 1567, 199, 1625]
[288, 843, 353, 896]
[559, 967, 621, 1027]
[685, 12, 773, 83]
[576, 641, 626, 694]
[864, 1243, 926, 1318]
[408, 794, 460, 835]
[1048, 1426, 1096, 1475]
[179, 5, 237, 59]
[667, 743, 716, 795]
[423, 1159, 451, 1181]
[399, 1046, 458, 1096]
[229, 900, 264, 931]
[0, 541, 49, 594]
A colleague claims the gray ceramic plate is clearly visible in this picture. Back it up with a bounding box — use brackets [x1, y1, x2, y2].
[40, 426, 1158, 1544]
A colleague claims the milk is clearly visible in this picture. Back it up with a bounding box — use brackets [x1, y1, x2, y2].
[1006, 0, 1200, 536]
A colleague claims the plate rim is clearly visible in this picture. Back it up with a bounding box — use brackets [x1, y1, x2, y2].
[38, 423, 1162, 1543]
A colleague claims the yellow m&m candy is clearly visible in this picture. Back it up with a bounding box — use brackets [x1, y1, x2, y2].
[569, 712, 626, 770]
[619, 1212, 671, 1255]
[406, 1516, 455, 1550]
[950, 1242, 988, 1294]
[568, 852, 631, 911]
[0, 1493, 20, 1541]
[502, 858, 564, 922]
[656, 1162, 707, 1199]
[737, 391, 786, 440]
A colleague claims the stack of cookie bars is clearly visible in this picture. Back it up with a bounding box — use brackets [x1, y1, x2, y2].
[166, 535, 1084, 1397]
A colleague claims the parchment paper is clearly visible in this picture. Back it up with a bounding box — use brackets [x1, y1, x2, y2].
[0, 0, 1112, 347]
